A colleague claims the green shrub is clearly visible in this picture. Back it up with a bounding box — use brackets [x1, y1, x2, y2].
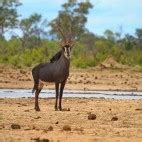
[0, 38, 142, 68]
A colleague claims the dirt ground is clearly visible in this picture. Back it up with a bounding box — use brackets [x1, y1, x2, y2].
[0, 98, 142, 142]
[0, 64, 142, 91]
[0, 61, 142, 142]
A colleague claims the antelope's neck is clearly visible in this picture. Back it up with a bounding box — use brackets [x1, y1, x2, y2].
[60, 52, 70, 69]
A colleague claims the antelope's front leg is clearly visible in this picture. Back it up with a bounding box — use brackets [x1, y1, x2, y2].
[55, 83, 59, 111]
[35, 89, 41, 111]
[59, 81, 66, 111]
[34, 82, 43, 111]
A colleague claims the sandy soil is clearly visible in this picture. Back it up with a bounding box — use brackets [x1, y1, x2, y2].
[0, 61, 142, 141]
[0, 98, 142, 142]
[0, 64, 142, 91]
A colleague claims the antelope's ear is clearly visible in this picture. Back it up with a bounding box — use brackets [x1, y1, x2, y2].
[60, 41, 66, 48]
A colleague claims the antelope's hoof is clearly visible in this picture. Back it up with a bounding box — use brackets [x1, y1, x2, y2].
[35, 107, 40, 111]
[58, 107, 62, 111]
[55, 108, 58, 111]
[62, 108, 70, 111]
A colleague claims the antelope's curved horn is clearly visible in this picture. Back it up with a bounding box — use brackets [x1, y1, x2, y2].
[56, 23, 66, 43]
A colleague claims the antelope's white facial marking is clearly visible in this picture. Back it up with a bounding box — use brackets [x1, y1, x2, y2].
[63, 45, 71, 59]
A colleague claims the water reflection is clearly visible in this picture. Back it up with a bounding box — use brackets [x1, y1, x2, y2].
[0, 89, 142, 100]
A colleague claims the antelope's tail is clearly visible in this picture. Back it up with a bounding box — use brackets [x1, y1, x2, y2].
[32, 64, 41, 94]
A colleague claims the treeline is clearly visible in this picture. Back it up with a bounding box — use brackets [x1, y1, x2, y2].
[0, 0, 142, 68]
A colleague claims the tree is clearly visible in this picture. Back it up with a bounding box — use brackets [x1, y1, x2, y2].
[0, 0, 21, 39]
[135, 29, 142, 39]
[49, 0, 93, 40]
[20, 13, 48, 48]
[115, 32, 121, 41]
[124, 34, 136, 50]
[104, 30, 115, 42]
[135, 28, 142, 49]
[79, 32, 96, 57]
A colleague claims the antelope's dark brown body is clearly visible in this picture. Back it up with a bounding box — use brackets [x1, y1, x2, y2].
[32, 22, 74, 111]
[32, 47, 71, 111]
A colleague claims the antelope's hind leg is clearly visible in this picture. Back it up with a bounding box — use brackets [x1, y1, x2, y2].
[35, 82, 44, 111]
[59, 81, 66, 111]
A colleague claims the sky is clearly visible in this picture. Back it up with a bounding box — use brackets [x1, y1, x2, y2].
[12, 0, 142, 37]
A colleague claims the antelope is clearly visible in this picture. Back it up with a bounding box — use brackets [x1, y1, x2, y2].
[32, 24, 74, 111]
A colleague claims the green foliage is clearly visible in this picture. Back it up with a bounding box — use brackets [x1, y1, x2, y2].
[0, 40, 60, 68]
[0, 31, 142, 69]
[0, 0, 21, 38]
[135, 28, 142, 39]
[72, 57, 96, 68]
[72, 42, 96, 68]
[119, 49, 142, 66]
[0, 36, 142, 68]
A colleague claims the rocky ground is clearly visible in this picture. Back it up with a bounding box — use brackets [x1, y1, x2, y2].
[0, 98, 142, 142]
[0, 60, 142, 142]
[0, 62, 142, 91]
